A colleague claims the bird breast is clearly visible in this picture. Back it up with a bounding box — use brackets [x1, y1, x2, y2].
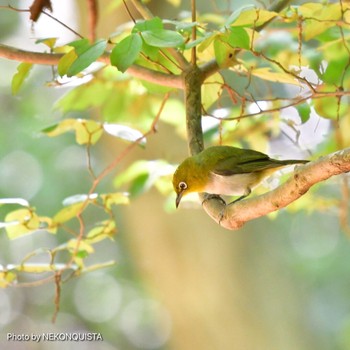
[204, 172, 262, 196]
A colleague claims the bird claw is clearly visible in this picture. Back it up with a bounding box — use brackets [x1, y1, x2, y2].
[201, 194, 226, 206]
[218, 207, 226, 225]
[201, 194, 227, 225]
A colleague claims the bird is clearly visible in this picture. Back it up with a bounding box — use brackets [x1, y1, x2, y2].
[173, 145, 309, 208]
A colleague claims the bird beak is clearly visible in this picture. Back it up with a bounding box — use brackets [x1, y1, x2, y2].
[175, 191, 184, 208]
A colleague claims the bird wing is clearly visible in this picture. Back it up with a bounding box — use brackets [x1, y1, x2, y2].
[212, 150, 282, 176]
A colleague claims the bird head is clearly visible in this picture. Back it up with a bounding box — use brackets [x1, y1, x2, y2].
[172, 157, 207, 208]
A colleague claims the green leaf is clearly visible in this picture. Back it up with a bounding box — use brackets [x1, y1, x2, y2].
[142, 29, 184, 48]
[136, 41, 181, 74]
[227, 27, 250, 49]
[11, 62, 33, 95]
[313, 85, 348, 119]
[67, 38, 90, 53]
[58, 39, 90, 76]
[322, 57, 349, 85]
[296, 103, 311, 123]
[163, 19, 198, 32]
[67, 39, 107, 76]
[111, 34, 142, 72]
[134, 17, 163, 32]
[213, 34, 240, 68]
[103, 123, 146, 145]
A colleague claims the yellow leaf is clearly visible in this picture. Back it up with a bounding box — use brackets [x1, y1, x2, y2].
[58, 49, 77, 76]
[100, 192, 129, 210]
[166, 0, 180, 6]
[0, 271, 16, 288]
[251, 67, 300, 86]
[53, 203, 84, 224]
[43, 119, 78, 137]
[11, 62, 33, 95]
[67, 239, 94, 254]
[75, 119, 103, 145]
[298, 3, 346, 40]
[87, 220, 116, 243]
[16, 263, 59, 273]
[5, 209, 40, 239]
[202, 72, 224, 111]
[231, 9, 277, 27]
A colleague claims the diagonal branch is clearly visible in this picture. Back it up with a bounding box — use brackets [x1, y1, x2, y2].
[201, 148, 350, 230]
[0, 44, 183, 89]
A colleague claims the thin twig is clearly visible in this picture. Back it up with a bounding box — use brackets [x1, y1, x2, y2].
[52, 271, 62, 323]
[123, 0, 136, 23]
[93, 93, 169, 186]
[4, 5, 84, 38]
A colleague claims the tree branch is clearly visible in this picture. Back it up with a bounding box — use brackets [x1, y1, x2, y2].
[184, 65, 204, 155]
[87, 0, 98, 42]
[201, 148, 350, 230]
[0, 43, 183, 89]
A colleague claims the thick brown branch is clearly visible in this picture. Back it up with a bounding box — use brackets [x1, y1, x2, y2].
[0, 44, 183, 89]
[87, 0, 98, 42]
[201, 148, 350, 230]
[184, 65, 204, 155]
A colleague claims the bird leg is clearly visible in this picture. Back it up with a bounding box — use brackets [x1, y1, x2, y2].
[227, 188, 252, 206]
[202, 190, 252, 226]
[218, 189, 252, 225]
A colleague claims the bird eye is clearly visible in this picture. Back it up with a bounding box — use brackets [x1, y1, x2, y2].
[178, 181, 187, 191]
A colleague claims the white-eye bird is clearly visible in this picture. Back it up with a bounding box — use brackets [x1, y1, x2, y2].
[173, 145, 309, 208]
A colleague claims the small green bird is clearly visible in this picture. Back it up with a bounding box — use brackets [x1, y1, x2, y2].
[173, 145, 309, 208]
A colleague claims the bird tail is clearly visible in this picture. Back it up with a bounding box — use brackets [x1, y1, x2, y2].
[279, 159, 309, 165]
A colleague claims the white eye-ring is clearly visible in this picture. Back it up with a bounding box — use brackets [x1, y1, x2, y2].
[178, 181, 187, 191]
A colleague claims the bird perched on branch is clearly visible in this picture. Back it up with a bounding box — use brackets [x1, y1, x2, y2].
[173, 145, 309, 208]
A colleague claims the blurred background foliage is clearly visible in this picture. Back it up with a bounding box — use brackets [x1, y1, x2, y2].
[0, 0, 350, 349]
